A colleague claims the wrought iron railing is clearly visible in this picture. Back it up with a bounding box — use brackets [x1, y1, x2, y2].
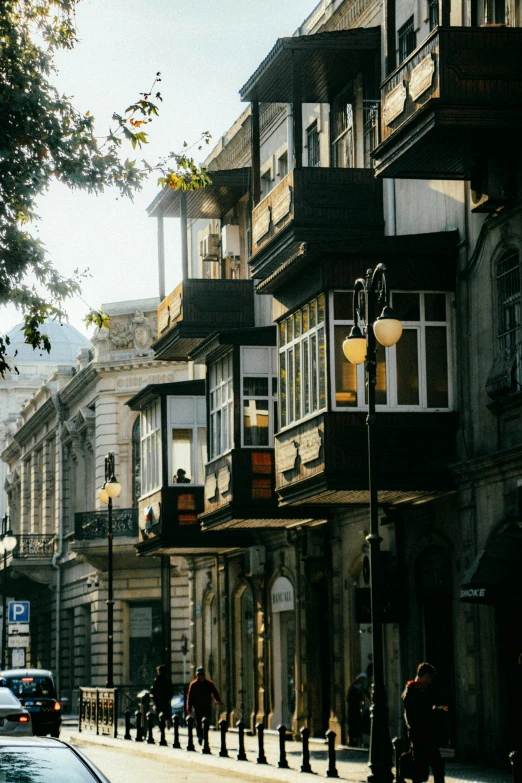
[12, 534, 55, 560]
[78, 687, 118, 737]
[74, 508, 139, 541]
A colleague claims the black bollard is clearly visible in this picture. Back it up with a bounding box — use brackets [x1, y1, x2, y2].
[393, 737, 405, 783]
[202, 716, 211, 754]
[124, 710, 132, 740]
[256, 722, 267, 765]
[135, 710, 143, 742]
[186, 715, 196, 751]
[146, 711, 155, 744]
[237, 720, 247, 761]
[300, 726, 312, 773]
[326, 730, 338, 778]
[277, 724, 289, 769]
[159, 712, 168, 746]
[172, 714, 181, 749]
[511, 751, 521, 783]
[219, 719, 228, 757]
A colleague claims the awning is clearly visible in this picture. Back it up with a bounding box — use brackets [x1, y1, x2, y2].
[146, 168, 250, 219]
[460, 528, 522, 604]
[239, 28, 381, 104]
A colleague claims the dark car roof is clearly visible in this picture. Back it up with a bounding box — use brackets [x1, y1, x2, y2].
[0, 669, 54, 678]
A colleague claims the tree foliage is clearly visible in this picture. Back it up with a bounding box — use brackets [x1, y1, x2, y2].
[0, 0, 211, 377]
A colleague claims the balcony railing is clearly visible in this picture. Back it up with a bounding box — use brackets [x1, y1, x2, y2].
[74, 508, 139, 541]
[12, 534, 55, 560]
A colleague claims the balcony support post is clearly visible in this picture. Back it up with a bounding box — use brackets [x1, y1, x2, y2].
[251, 100, 261, 206]
[157, 215, 166, 301]
[180, 190, 189, 281]
[291, 51, 303, 170]
[384, 0, 396, 75]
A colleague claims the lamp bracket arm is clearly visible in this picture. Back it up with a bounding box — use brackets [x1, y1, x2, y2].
[370, 263, 389, 305]
[352, 279, 366, 325]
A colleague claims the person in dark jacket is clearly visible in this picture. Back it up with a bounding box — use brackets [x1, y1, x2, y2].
[186, 667, 221, 744]
[402, 662, 447, 783]
[151, 664, 174, 729]
[346, 673, 368, 746]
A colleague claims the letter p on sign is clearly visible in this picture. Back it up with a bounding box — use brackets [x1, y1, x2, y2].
[8, 602, 30, 624]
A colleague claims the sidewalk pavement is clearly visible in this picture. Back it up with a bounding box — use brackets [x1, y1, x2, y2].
[64, 721, 511, 783]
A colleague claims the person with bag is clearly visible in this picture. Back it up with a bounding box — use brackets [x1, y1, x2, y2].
[401, 662, 448, 783]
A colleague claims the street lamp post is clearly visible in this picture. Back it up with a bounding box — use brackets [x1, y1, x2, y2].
[0, 515, 18, 671]
[98, 453, 121, 689]
[343, 264, 402, 783]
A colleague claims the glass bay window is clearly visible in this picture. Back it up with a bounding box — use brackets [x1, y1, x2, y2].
[332, 290, 453, 410]
[141, 400, 162, 496]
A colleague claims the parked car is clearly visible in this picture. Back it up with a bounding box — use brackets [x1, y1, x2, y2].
[0, 736, 111, 782]
[0, 669, 61, 737]
[0, 687, 32, 736]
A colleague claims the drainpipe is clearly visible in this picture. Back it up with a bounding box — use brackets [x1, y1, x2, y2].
[51, 394, 65, 697]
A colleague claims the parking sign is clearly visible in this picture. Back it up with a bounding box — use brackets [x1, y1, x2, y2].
[8, 602, 30, 624]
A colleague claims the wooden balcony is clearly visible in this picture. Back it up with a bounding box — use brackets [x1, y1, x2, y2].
[199, 449, 316, 531]
[153, 279, 255, 362]
[275, 411, 459, 507]
[373, 27, 522, 180]
[249, 167, 383, 280]
[136, 485, 254, 556]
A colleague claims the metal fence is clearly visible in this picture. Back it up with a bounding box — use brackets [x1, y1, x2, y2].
[13, 534, 55, 559]
[78, 687, 118, 737]
[74, 508, 139, 541]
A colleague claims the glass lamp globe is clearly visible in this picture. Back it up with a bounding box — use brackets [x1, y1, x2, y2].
[98, 486, 109, 505]
[373, 305, 403, 347]
[3, 533, 17, 553]
[342, 325, 367, 365]
[105, 477, 121, 499]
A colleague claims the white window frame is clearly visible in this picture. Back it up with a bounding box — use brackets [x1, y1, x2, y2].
[209, 351, 234, 460]
[167, 396, 206, 487]
[140, 400, 162, 497]
[278, 295, 327, 431]
[330, 290, 454, 413]
[240, 346, 277, 448]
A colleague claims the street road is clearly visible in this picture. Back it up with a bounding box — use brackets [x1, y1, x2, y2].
[74, 742, 251, 783]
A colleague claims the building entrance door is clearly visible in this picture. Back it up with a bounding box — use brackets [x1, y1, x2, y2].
[496, 601, 522, 755]
[129, 602, 163, 688]
[271, 576, 296, 729]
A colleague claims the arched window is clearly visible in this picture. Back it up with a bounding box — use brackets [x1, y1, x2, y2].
[132, 418, 141, 507]
[496, 250, 521, 391]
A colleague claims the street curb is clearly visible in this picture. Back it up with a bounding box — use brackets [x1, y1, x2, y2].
[68, 732, 366, 783]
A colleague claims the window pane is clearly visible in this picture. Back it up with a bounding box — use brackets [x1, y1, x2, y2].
[335, 326, 357, 406]
[244, 399, 270, 446]
[318, 326, 326, 409]
[396, 329, 420, 405]
[279, 320, 286, 346]
[366, 346, 387, 405]
[272, 377, 277, 396]
[310, 299, 317, 328]
[172, 429, 193, 483]
[318, 293, 325, 324]
[311, 334, 318, 411]
[295, 310, 302, 338]
[288, 347, 294, 423]
[280, 352, 287, 428]
[303, 340, 310, 416]
[295, 343, 301, 420]
[302, 305, 309, 334]
[333, 292, 353, 321]
[287, 315, 294, 342]
[424, 294, 446, 322]
[425, 327, 449, 408]
[243, 377, 269, 396]
[393, 292, 420, 321]
[197, 428, 206, 485]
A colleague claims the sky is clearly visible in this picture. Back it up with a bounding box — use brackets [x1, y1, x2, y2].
[0, 0, 316, 338]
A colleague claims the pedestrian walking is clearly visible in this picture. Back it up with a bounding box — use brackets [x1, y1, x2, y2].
[186, 667, 221, 745]
[151, 664, 174, 729]
[402, 662, 448, 783]
[346, 673, 367, 747]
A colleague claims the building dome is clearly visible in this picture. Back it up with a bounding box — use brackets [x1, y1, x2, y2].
[4, 319, 91, 364]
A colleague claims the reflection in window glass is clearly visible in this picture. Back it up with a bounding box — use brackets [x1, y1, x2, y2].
[279, 321, 286, 346]
[244, 378, 269, 397]
[295, 343, 301, 419]
[392, 292, 420, 321]
[280, 352, 287, 428]
[424, 293, 446, 322]
[318, 326, 326, 409]
[0, 748, 103, 782]
[197, 428, 206, 485]
[396, 329, 420, 405]
[141, 400, 162, 495]
[334, 325, 357, 406]
[425, 327, 449, 407]
[209, 352, 233, 459]
[243, 399, 270, 446]
[241, 348, 277, 448]
[364, 346, 387, 405]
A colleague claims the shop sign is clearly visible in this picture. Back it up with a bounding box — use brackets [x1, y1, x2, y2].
[271, 576, 294, 613]
[8, 635, 29, 648]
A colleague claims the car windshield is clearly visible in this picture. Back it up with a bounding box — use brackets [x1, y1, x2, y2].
[0, 748, 98, 782]
[3, 677, 55, 698]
